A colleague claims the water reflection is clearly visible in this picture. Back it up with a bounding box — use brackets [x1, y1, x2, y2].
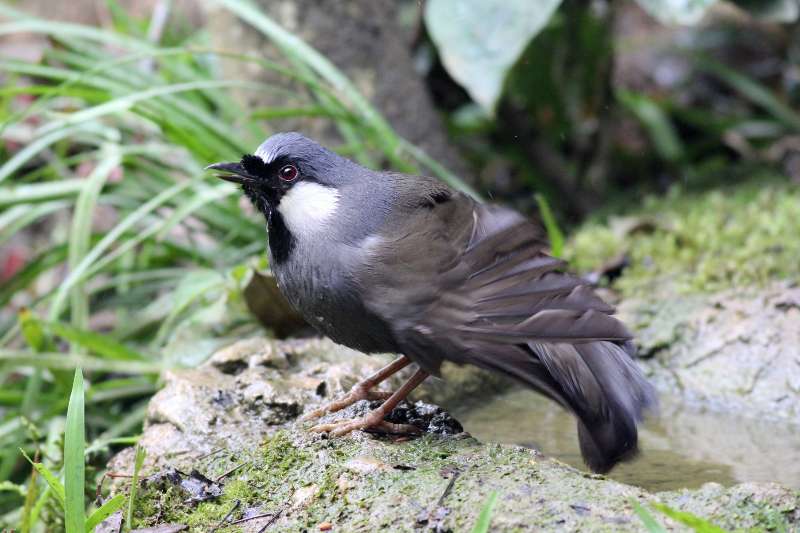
[450, 388, 800, 491]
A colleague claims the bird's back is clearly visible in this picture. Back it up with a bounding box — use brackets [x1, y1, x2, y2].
[353, 174, 656, 473]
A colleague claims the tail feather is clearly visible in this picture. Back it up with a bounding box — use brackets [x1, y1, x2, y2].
[463, 340, 656, 473]
[531, 341, 656, 473]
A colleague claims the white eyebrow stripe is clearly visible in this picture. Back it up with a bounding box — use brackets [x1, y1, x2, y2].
[255, 144, 277, 164]
[276, 182, 340, 238]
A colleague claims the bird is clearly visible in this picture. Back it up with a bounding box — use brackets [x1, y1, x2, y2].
[207, 132, 656, 473]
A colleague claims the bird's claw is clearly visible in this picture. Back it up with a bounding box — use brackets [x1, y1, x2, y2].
[300, 388, 393, 422]
[309, 415, 421, 438]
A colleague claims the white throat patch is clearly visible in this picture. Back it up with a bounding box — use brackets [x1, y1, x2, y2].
[277, 181, 340, 238]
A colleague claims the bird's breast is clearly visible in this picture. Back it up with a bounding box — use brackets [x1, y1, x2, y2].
[270, 239, 396, 354]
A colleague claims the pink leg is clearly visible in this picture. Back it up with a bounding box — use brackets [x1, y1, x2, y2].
[300, 355, 412, 421]
[309, 369, 430, 437]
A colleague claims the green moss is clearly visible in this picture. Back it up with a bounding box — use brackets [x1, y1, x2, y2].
[565, 180, 800, 295]
[124, 431, 800, 531]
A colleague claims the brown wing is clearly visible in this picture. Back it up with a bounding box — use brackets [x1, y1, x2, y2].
[359, 177, 656, 473]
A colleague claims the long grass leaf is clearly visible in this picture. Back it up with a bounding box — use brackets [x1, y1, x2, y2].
[20, 457, 38, 533]
[86, 494, 125, 533]
[471, 491, 498, 533]
[0, 201, 68, 248]
[652, 503, 728, 533]
[49, 180, 190, 321]
[0, 180, 86, 206]
[20, 450, 65, 508]
[534, 193, 565, 258]
[47, 322, 147, 361]
[631, 500, 668, 533]
[0, 124, 108, 183]
[125, 445, 146, 532]
[693, 56, 800, 132]
[0, 351, 164, 373]
[64, 369, 86, 533]
[38, 80, 268, 136]
[29, 486, 52, 531]
[68, 146, 122, 332]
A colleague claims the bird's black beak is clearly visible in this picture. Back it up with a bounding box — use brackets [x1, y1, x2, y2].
[205, 162, 257, 185]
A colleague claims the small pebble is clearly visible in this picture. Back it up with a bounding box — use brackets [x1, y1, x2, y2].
[318, 521, 333, 531]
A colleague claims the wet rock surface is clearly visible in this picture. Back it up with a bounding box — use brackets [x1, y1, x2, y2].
[621, 281, 800, 421]
[109, 338, 800, 532]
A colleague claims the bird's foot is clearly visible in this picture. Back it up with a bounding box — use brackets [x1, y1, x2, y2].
[300, 386, 392, 422]
[309, 410, 421, 437]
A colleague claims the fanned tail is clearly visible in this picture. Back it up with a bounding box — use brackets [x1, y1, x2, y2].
[457, 216, 656, 472]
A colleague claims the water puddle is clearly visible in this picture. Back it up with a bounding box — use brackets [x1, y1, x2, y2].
[451, 388, 800, 492]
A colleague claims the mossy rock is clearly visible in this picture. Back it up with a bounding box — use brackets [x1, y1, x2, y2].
[566, 179, 800, 296]
[106, 339, 799, 532]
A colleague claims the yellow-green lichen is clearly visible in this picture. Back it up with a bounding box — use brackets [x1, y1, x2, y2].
[565, 179, 800, 295]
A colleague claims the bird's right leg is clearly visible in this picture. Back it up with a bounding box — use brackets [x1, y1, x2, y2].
[300, 355, 412, 421]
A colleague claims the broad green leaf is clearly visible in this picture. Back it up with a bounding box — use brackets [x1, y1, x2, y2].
[425, 0, 562, 113]
[65, 369, 86, 533]
[86, 494, 125, 533]
[635, 0, 718, 25]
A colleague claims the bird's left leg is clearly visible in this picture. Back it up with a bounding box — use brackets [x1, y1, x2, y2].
[309, 369, 430, 437]
[300, 355, 412, 421]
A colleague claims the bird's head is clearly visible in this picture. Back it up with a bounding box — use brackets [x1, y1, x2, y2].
[206, 132, 347, 220]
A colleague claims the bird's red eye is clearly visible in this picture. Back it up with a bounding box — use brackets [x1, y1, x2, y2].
[278, 164, 298, 181]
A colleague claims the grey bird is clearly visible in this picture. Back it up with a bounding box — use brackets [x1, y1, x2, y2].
[207, 132, 656, 473]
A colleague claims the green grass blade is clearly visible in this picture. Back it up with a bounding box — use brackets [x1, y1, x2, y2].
[0, 180, 86, 206]
[693, 55, 800, 132]
[652, 503, 728, 533]
[0, 201, 68, 248]
[0, 124, 105, 183]
[20, 459, 38, 533]
[20, 450, 65, 508]
[631, 500, 668, 533]
[0, 350, 164, 373]
[617, 89, 685, 163]
[29, 486, 52, 532]
[47, 321, 147, 361]
[534, 193, 565, 258]
[86, 493, 125, 533]
[471, 491, 498, 533]
[68, 145, 122, 332]
[38, 80, 267, 136]
[64, 369, 86, 533]
[124, 445, 146, 532]
[48, 180, 190, 321]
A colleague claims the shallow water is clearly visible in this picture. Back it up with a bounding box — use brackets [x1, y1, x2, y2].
[451, 388, 800, 492]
